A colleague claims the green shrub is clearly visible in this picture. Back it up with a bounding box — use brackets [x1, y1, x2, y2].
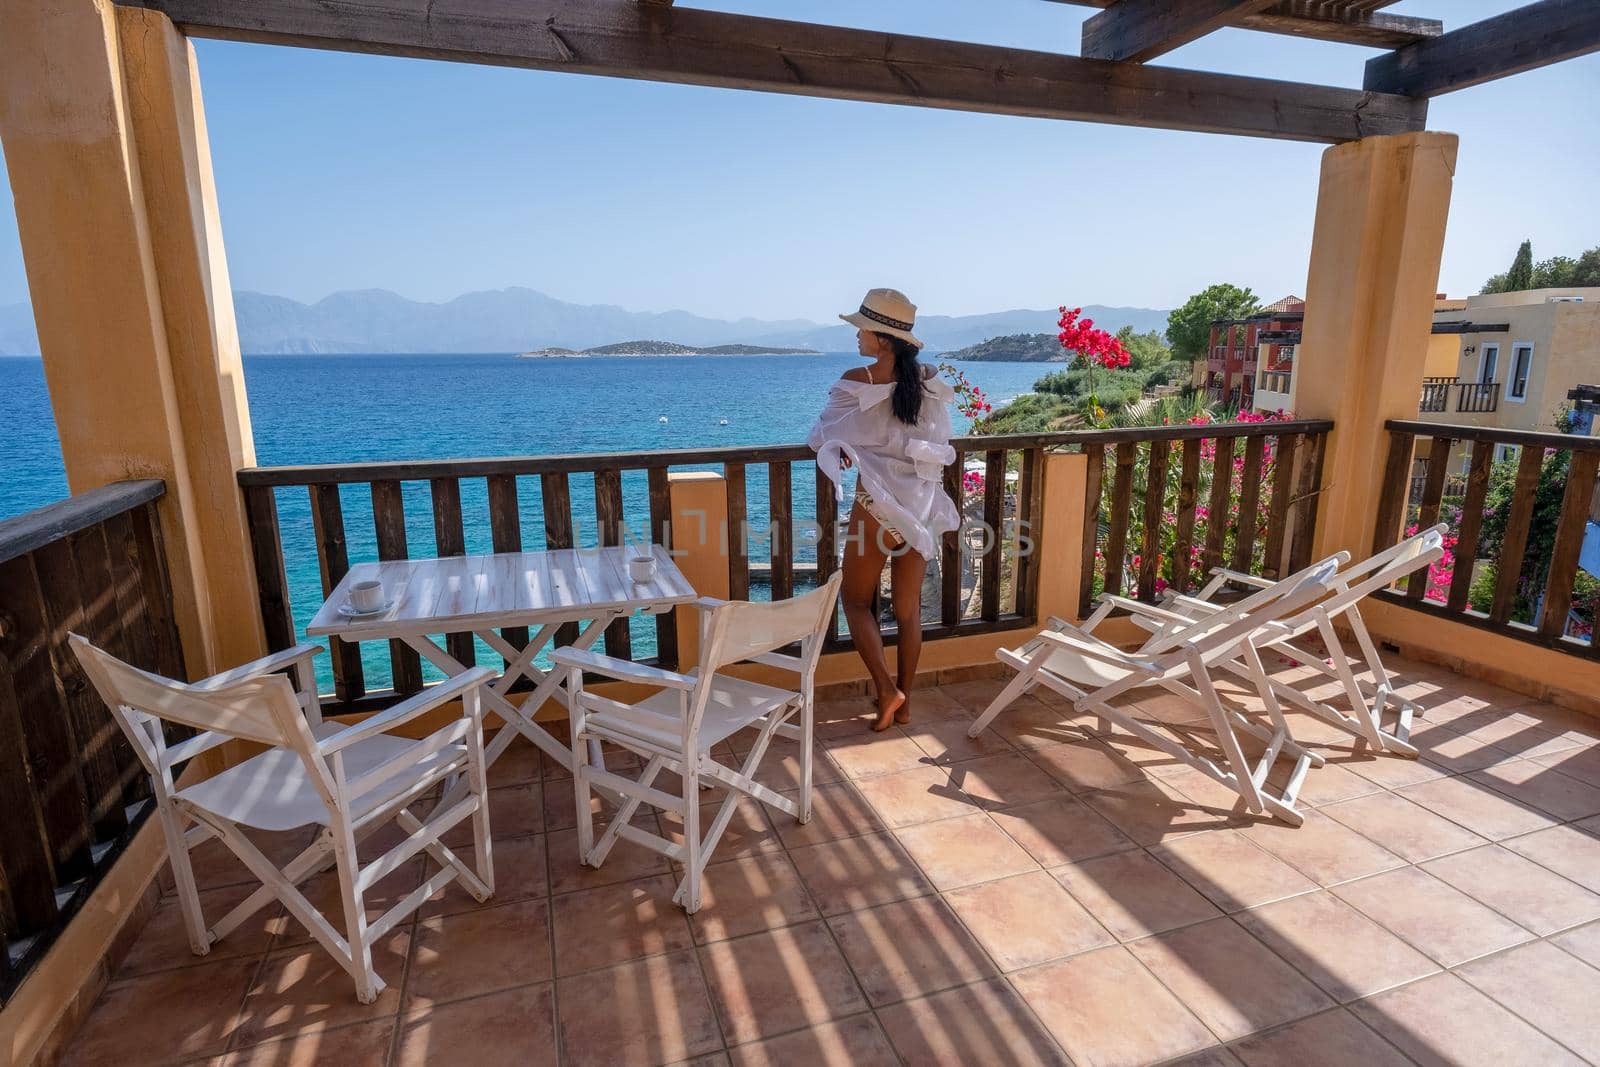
[1468, 561, 1496, 613]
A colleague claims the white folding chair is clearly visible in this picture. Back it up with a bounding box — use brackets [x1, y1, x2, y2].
[70, 636, 496, 1003]
[1144, 526, 1447, 756]
[968, 558, 1344, 825]
[553, 572, 842, 912]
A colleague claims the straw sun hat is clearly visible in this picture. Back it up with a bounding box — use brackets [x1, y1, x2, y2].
[840, 288, 924, 349]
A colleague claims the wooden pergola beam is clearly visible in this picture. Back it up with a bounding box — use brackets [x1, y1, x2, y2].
[1365, 0, 1600, 97]
[113, 0, 1426, 144]
[1047, 0, 1440, 49]
[1238, 4, 1442, 49]
[1082, 0, 1278, 63]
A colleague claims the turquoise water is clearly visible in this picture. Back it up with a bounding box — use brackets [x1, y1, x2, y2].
[1, 353, 1051, 689]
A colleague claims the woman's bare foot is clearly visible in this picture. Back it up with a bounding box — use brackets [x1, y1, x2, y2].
[872, 687, 907, 732]
[894, 695, 911, 725]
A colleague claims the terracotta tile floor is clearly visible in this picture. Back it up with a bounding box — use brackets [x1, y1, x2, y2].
[61, 659, 1600, 1066]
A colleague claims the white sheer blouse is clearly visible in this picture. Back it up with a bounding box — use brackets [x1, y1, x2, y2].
[807, 367, 960, 560]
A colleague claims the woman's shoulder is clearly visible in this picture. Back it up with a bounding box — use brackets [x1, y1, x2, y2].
[838, 368, 872, 384]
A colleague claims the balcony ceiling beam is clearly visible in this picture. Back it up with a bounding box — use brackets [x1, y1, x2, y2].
[1431, 321, 1511, 334]
[114, 0, 1426, 144]
[1081, 0, 1279, 63]
[1365, 0, 1600, 97]
[1045, 1, 1443, 49]
[1239, 4, 1442, 49]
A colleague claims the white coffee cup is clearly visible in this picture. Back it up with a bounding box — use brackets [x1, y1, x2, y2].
[627, 556, 657, 583]
[349, 579, 385, 613]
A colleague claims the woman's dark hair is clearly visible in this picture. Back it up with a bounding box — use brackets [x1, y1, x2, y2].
[878, 333, 925, 426]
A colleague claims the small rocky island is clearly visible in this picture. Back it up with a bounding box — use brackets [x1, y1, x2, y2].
[942, 333, 1066, 362]
[519, 340, 820, 357]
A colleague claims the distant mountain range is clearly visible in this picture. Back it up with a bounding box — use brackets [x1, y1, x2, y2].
[0, 288, 1170, 356]
[522, 340, 819, 357]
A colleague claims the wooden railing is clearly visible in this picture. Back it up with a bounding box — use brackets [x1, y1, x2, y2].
[0, 480, 185, 1002]
[1074, 419, 1334, 616]
[237, 436, 1054, 714]
[1419, 376, 1455, 413]
[1376, 421, 1600, 656]
[1456, 381, 1500, 413]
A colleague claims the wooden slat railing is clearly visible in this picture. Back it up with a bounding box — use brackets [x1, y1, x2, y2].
[1419, 376, 1454, 413]
[0, 480, 185, 1004]
[1456, 381, 1501, 413]
[1375, 420, 1600, 657]
[240, 424, 1330, 714]
[237, 433, 1072, 713]
[1075, 419, 1336, 616]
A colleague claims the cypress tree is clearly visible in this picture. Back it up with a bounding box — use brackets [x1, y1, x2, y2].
[1505, 239, 1534, 292]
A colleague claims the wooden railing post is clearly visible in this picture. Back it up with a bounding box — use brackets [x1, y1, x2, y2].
[646, 467, 680, 668]
[942, 452, 964, 626]
[1136, 440, 1170, 601]
[1539, 451, 1600, 639]
[980, 449, 1006, 621]
[242, 485, 295, 655]
[0, 654, 63, 934]
[430, 476, 476, 667]
[1013, 446, 1046, 619]
[768, 461, 794, 603]
[593, 468, 631, 660]
[310, 484, 364, 704]
[1078, 445, 1104, 618]
[724, 464, 749, 603]
[370, 480, 422, 695]
[815, 466, 840, 645]
[486, 474, 530, 660]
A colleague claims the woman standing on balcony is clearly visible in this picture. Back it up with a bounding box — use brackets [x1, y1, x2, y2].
[809, 289, 959, 732]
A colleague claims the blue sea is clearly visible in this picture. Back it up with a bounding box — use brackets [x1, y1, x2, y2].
[1, 353, 1052, 688]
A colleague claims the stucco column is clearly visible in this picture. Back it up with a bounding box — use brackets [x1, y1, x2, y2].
[1295, 131, 1459, 559]
[0, 2, 262, 676]
[1034, 452, 1089, 624]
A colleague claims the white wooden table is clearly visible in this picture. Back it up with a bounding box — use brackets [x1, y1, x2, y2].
[307, 544, 697, 774]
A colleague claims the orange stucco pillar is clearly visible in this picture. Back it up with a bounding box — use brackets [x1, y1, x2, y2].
[1295, 131, 1459, 561]
[1035, 451, 1088, 624]
[0, 1, 262, 676]
[666, 471, 732, 668]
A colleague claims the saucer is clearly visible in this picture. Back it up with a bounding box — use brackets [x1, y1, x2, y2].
[338, 599, 394, 619]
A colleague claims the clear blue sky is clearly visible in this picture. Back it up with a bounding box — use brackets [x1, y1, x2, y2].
[1, 0, 1595, 322]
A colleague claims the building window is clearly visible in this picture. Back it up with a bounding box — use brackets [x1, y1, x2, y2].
[1477, 343, 1499, 384]
[1508, 343, 1533, 402]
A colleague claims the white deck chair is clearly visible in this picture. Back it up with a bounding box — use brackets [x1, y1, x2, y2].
[552, 572, 842, 912]
[967, 558, 1343, 825]
[1139, 526, 1447, 757]
[69, 636, 496, 1003]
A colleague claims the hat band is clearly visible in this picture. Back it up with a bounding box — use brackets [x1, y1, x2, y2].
[857, 304, 913, 332]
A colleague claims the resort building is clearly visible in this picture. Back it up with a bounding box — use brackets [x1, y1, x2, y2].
[1246, 293, 1469, 416]
[1202, 296, 1303, 411]
[1409, 288, 1600, 497]
[1418, 287, 1600, 433]
[3, 4, 1600, 1067]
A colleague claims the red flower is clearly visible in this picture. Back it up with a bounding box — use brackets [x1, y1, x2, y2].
[1056, 304, 1129, 371]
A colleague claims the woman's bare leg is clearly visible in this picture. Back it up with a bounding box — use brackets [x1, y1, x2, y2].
[840, 499, 904, 731]
[889, 547, 929, 724]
